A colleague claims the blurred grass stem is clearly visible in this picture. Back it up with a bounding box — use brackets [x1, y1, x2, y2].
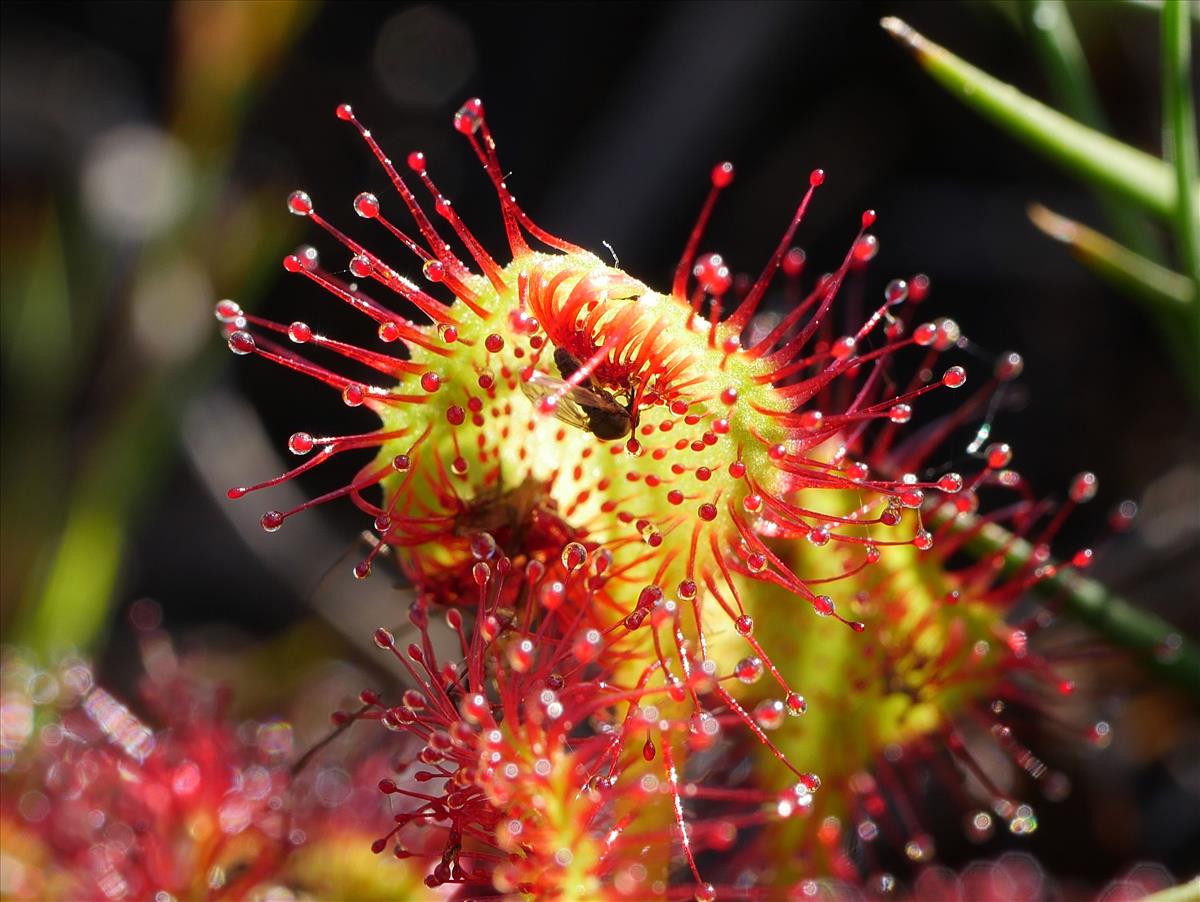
[881, 16, 1188, 219]
[1019, 0, 1162, 259]
[932, 505, 1200, 696]
[1162, 0, 1200, 391]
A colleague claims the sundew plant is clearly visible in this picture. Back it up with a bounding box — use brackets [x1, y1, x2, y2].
[1, 3, 1197, 901]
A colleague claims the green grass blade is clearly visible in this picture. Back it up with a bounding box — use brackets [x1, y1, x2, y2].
[882, 16, 1187, 219]
[1162, 0, 1200, 385]
[1019, 0, 1161, 258]
[1028, 203, 1192, 312]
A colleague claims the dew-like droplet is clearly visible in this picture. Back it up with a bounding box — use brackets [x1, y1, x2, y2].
[913, 322, 937, 347]
[904, 834, 935, 862]
[937, 472, 963, 493]
[734, 614, 754, 636]
[831, 336, 856, 360]
[288, 321, 313, 344]
[350, 254, 373, 279]
[735, 656, 764, 684]
[573, 628, 601, 663]
[754, 699, 786, 730]
[995, 351, 1024, 381]
[561, 542, 588, 572]
[710, 161, 735, 188]
[462, 693, 489, 725]
[354, 192, 380, 219]
[287, 190, 313, 216]
[942, 365, 966, 388]
[884, 278, 908, 305]
[227, 330, 255, 355]
[812, 595, 835, 616]
[986, 442, 1013, 469]
[420, 372, 441, 393]
[797, 411, 823, 431]
[1069, 471, 1098, 503]
[508, 638, 535, 672]
[935, 318, 961, 349]
[785, 691, 807, 716]
[470, 532, 497, 560]
[888, 403, 912, 424]
[908, 273, 930, 302]
[288, 432, 314, 455]
[261, 510, 284, 532]
[214, 299, 243, 322]
[454, 98, 484, 134]
[539, 579, 565, 611]
[693, 253, 732, 296]
[853, 234, 879, 262]
[965, 811, 994, 843]
[1007, 804, 1038, 835]
[423, 259, 445, 283]
[342, 383, 366, 407]
[782, 247, 806, 277]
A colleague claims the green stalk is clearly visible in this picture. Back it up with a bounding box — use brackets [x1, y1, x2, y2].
[882, 16, 1187, 219]
[931, 506, 1200, 696]
[1028, 203, 1193, 313]
[1162, 0, 1200, 387]
[1019, 0, 1161, 258]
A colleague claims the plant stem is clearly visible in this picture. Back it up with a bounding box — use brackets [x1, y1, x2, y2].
[1162, 0, 1200, 393]
[882, 16, 1184, 219]
[1020, 0, 1161, 259]
[931, 505, 1200, 696]
[1028, 203, 1193, 313]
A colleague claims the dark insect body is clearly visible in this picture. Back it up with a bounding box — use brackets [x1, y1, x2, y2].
[518, 347, 637, 441]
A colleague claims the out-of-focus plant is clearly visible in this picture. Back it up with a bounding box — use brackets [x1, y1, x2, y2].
[2, 2, 314, 659]
[883, 4, 1200, 397]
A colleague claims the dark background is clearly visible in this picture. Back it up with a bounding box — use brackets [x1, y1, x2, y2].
[2, 0, 1198, 892]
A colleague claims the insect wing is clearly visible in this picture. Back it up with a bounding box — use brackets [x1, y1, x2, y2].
[520, 370, 614, 433]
